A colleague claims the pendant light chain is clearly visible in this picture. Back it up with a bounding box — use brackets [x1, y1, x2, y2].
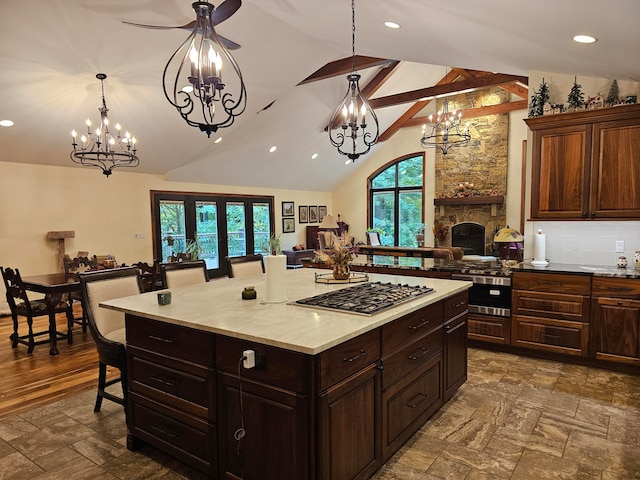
[350, 0, 356, 73]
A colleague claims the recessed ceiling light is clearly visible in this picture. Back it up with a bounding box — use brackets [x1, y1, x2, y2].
[573, 34, 597, 44]
[0, 119, 14, 127]
[214, 137, 222, 143]
[311, 153, 318, 160]
[384, 21, 400, 29]
[269, 146, 277, 153]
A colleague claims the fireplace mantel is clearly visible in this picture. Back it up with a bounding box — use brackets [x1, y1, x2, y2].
[434, 195, 504, 206]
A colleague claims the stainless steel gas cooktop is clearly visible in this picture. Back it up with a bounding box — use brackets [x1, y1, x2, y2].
[291, 281, 435, 316]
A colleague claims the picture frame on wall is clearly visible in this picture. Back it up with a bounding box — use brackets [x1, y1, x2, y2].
[282, 217, 295, 233]
[298, 205, 309, 224]
[308, 206, 318, 223]
[318, 206, 327, 222]
[282, 201, 294, 217]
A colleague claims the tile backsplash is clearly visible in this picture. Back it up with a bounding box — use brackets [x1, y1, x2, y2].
[525, 221, 640, 267]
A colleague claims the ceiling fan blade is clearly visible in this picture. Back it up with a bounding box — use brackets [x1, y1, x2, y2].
[121, 20, 197, 30]
[213, 0, 241, 25]
[218, 35, 241, 50]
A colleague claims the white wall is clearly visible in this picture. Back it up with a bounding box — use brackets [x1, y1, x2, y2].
[0, 161, 331, 276]
[524, 71, 640, 266]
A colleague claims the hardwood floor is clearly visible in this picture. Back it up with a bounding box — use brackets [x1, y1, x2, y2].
[0, 305, 111, 419]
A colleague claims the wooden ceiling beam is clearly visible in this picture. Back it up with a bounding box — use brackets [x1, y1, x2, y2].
[401, 100, 528, 128]
[368, 73, 529, 109]
[454, 68, 529, 98]
[297, 56, 395, 85]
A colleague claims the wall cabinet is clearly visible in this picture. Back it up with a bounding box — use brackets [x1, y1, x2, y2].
[591, 277, 640, 366]
[511, 272, 590, 357]
[526, 104, 640, 219]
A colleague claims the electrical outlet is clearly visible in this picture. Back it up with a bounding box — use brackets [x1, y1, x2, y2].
[134, 232, 145, 239]
[243, 350, 256, 369]
[615, 240, 624, 253]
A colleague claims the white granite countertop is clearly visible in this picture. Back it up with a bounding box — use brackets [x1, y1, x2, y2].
[100, 268, 471, 355]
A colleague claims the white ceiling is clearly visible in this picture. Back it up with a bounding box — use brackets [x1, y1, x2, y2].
[1, 0, 638, 191]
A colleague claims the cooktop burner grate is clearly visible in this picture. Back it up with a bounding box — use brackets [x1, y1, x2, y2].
[292, 282, 435, 316]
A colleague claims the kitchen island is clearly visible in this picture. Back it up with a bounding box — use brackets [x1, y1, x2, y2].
[101, 268, 471, 479]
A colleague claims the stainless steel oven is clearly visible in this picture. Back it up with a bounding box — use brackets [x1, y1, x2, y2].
[451, 274, 511, 317]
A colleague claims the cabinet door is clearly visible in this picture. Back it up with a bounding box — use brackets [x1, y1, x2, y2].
[591, 297, 640, 365]
[590, 120, 640, 218]
[318, 363, 381, 480]
[530, 125, 591, 219]
[217, 372, 310, 480]
[444, 314, 468, 400]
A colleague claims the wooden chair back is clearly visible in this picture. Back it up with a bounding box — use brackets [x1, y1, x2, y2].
[63, 255, 97, 273]
[136, 261, 159, 292]
[1, 267, 30, 312]
[226, 254, 265, 278]
[160, 260, 208, 289]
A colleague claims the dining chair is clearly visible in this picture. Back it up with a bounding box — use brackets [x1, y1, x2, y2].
[79, 266, 142, 415]
[1, 266, 74, 353]
[226, 254, 265, 278]
[160, 260, 209, 289]
[63, 255, 97, 332]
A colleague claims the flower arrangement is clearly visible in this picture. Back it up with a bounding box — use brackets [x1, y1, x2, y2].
[432, 221, 449, 245]
[315, 236, 358, 267]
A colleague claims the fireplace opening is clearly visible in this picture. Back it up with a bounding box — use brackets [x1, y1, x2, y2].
[451, 222, 485, 256]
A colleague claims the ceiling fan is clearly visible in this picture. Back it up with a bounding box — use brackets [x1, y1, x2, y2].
[122, 0, 242, 50]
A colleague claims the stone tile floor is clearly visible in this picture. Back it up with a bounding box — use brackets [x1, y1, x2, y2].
[1, 348, 639, 479]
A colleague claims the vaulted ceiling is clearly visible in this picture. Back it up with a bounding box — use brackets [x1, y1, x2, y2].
[0, 0, 638, 191]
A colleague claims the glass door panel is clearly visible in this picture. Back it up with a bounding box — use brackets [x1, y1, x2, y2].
[195, 201, 219, 270]
[399, 190, 423, 246]
[226, 202, 246, 258]
[159, 200, 186, 262]
[253, 203, 271, 254]
[372, 191, 395, 245]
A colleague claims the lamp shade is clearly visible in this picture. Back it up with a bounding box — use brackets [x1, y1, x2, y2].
[319, 214, 339, 229]
[494, 226, 524, 243]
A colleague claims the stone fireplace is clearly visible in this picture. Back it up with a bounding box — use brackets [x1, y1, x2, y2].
[451, 222, 486, 255]
[432, 87, 509, 252]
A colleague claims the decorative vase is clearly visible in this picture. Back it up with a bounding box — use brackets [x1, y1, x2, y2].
[634, 250, 640, 269]
[333, 263, 350, 280]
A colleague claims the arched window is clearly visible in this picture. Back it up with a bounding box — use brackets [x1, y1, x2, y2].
[368, 153, 424, 246]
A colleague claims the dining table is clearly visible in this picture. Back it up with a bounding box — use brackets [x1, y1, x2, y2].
[20, 272, 81, 355]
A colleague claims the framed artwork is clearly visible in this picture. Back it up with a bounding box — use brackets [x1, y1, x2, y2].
[282, 217, 295, 233]
[318, 206, 327, 222]
[282, 201, 294, 217]
[298, 205, 309, 224]
[308, 206, 318, 223]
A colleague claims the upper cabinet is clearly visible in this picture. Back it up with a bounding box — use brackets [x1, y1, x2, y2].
[525, 104, 640, 219]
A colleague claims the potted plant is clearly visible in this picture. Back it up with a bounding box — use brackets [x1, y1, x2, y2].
[262, 233, 282, 256]
[315, 238, 358, 280]
[185, 238, 205, 260]
[415, 223, 425, 246]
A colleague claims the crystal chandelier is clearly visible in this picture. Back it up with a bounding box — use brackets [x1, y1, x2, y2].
[70, 74, 139, 177]
[328, 0, 379, 162]
[163, 1, 246, 137]
[420, 98, 471, 155]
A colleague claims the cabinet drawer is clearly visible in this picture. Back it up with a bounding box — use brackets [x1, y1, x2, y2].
[129, 346, 215, 417]
[130, 395, 216, 468]
[216, 335, 308, 393]
[592, 277, 640, 299]
[382, 328, 442, 390]
[512, 315, 589, 356]
[512, 272, 591, 295]
[382, 302, 443, 356]
[468, 313, 510, 344]
[383, 360, 442, 457]
[512, 290, 589, 322]
[316, 328, 380, 391]
[126, 315, 215, 367]
[443, 291, 469, 320]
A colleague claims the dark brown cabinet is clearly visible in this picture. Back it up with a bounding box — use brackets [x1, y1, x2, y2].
[591, 277, 640, 366]
[526, 104, 640, 219]
[511, 272, 590, 357]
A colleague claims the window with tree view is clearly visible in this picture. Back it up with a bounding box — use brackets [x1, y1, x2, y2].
[368, 153, 424, 246]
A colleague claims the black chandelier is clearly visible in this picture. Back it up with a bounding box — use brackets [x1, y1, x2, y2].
[70, 73, 139, 177]
[163, 1, 246, 138]
[328, 0, 379, 162]
[420, 98, 471, 155]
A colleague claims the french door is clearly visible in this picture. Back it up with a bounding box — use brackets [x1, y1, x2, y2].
[152, 192, 274, 278]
